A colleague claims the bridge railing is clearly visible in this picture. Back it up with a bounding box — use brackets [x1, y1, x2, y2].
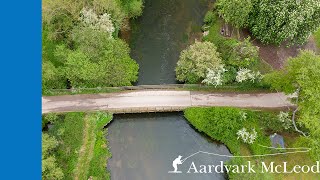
[43, 84, 218, 95]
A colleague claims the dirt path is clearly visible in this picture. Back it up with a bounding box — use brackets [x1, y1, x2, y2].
[42, 90, 294, 114]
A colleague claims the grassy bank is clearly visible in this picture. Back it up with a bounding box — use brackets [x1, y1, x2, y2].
[42, 112, 113, 180]
[184, 107, 318, 179]
[315, 28, 320, 50]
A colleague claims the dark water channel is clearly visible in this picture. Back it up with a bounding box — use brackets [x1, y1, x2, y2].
[107, 0, 231, 179]
[130, 0, 209, 85]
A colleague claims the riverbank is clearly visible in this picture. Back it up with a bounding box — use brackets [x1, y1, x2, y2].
[42, 112, 113, 180]
[184, 107, 318, 179]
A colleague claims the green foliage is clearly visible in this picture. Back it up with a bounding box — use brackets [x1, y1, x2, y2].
[314, 28, 320, 49]
[48, 112, 86, 179]
[43, 112, 113, 179]
[50, 27, 139, 88]
[176, 41, 222, 83]
[203, 11, 216, 25]
[42, 133, 64, 180]
[226, 38, 259, 68]
[184, 107, 271, 155]
[217, 0, 252, 29]
[42, 0, 143, 91]
[42, 113, 59, 129]
[88, 112, 113, 180]
[265, 50, 320, 160]
[249, 0, 320, 45]
[120, 0, 144, 18]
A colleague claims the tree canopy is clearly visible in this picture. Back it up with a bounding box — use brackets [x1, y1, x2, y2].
[217, 0, 320, 45]
[217, 0, 252, 29]
[265, 50, 320, 160]
[249, 0, 320, 45]
[42, 133, 64, 180]
[175, 41, 222, 83]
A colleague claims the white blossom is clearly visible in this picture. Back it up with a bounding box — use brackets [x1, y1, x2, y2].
[80, 8, 115, 38]
[236, 68, 262, 83]
[237, 128, 257, 144]
[202, 65, 227, 87]
[240, 111, 247, 121]
[278, 111, 292, 130]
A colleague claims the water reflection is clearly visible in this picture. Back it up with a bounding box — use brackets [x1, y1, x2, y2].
[107, 113, 231, 180]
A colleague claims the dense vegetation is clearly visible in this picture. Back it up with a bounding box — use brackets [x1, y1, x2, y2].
[42, 0, 143, 91]
[315, 28, 320, 49]
[265, 50, 320, 161]
[175, 41, 222, 83]
[176, 10, 269, 90]
[217, 0, 320, 45]
[184, 107, 318, 179]
[42, 112, 113, 180]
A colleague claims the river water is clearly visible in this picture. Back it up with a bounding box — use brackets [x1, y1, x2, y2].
[107, 0, 231, 179]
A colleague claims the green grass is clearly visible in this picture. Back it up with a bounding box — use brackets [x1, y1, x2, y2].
[184, 107, 317, 179]
[314, 28, 320, 50]
[180, 83, 273, 93]
[43, 88, 122, 96]
[45, 112, 113, 180]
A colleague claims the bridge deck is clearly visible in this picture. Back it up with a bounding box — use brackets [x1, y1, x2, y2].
[42, 90, 294, 114]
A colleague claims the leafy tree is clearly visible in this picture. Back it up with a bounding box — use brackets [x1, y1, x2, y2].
[176, 41, 222, 83]
[249, 0, 320, 45]
[42, 133, 64, 180]
[217, 0, 253, 37]
[120, 0, 144, 18]
[226, 38, 259, 68]
[64, 50, 105, 87]
[264, 50, 320, 160]
[42, 60, 66, 89]
[56, 34, 139, 87]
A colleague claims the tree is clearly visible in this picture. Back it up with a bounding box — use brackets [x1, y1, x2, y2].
[56, 33, 139, 87]
[63, 50, 105, 87]
[217, 0, 253, 38]
[249, 0, 320, 45]
[226, 38, 259, 68]
[176, 41, 222, 83]
[264, 50, 320, 160]
[42, 133, 64, 180]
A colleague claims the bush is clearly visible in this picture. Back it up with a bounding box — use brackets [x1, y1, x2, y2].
[226, 38, 259, 68]
[314, 28, 320, 49]
[48, 112, 86, 179]
[184, 107, 271, 155]
[204, 11, 216, 25]
[176, 41, 222, 83]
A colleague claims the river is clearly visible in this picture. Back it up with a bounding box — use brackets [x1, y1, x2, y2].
[107, 0, 231, 179]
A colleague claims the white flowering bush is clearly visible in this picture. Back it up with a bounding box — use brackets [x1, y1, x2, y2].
[80, 8, 115, 38]
[236, 68, 262, 83]
[239, 111, 247, 121]
[277, 111, 292, 130]
[237, 128, 257, 144]
[176, 41, 222, 83]
[202, 65, 227, 87]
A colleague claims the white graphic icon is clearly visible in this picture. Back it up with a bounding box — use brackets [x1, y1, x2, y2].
[168, 155, 183, 173]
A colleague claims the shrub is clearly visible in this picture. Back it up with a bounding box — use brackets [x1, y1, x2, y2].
[226, 38, 259, 68]
[184, 107, 271, 155]
[204, 11, 216, 25]
[176, 41, 222, 83]
[202, 65, 227, 87]
[236, 68, 262, 83]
